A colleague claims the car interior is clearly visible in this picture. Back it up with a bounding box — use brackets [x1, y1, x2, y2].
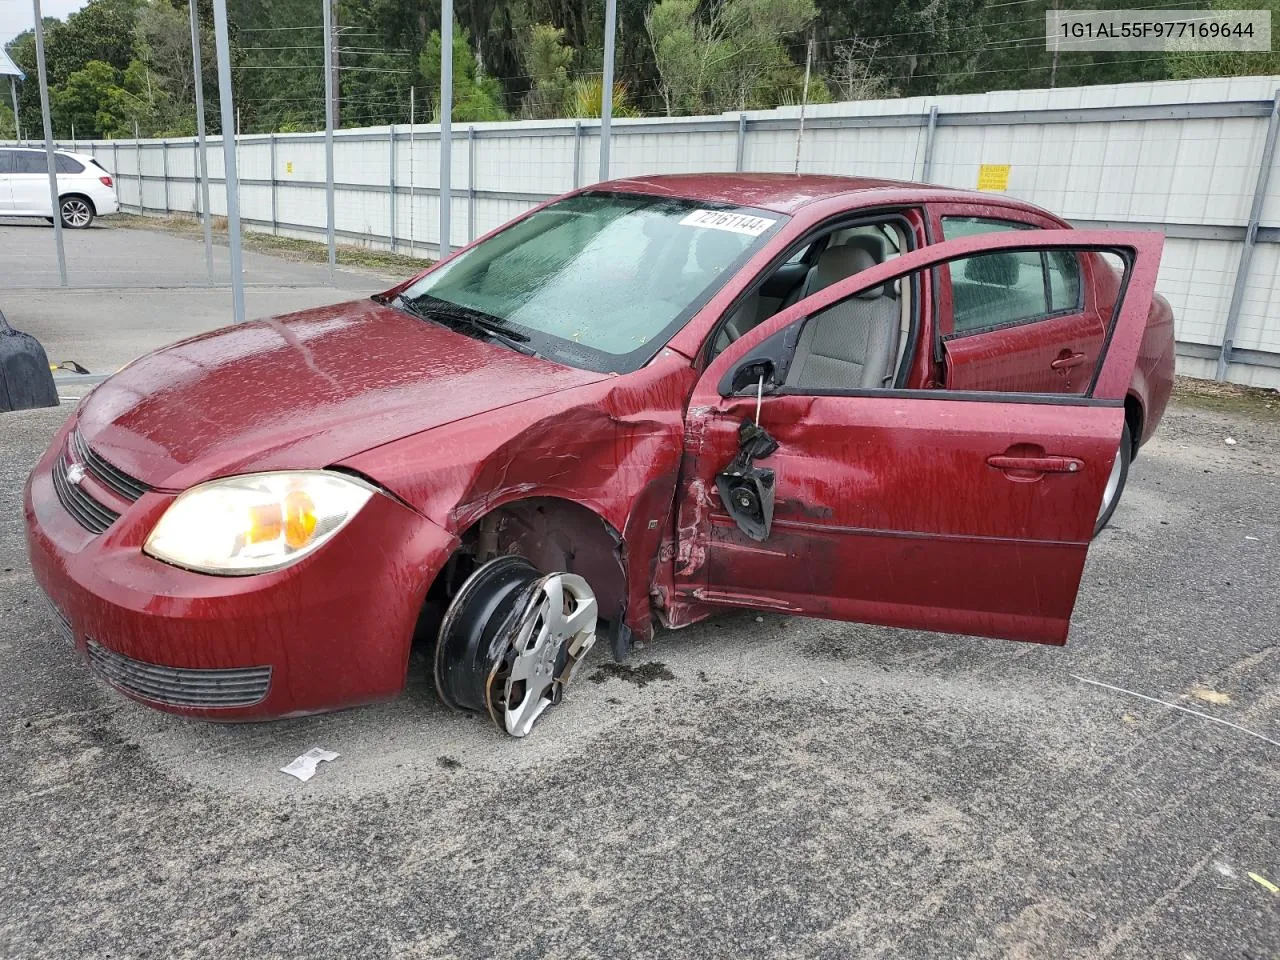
[711, 220, 912, 391]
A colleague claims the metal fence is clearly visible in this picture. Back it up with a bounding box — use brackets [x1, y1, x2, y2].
[19, 74, 1280, 389]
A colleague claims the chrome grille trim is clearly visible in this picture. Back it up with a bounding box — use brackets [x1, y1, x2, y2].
[45, 597, 74, 644]
[53, 448, 119, 534]
[70, 429, 152, 502]
[85, 639, 272, 708]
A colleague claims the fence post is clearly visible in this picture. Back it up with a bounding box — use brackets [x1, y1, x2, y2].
[735, 113, 747, 171]
[389, 128, 398, 252]
[136, 137, 144, 214]
[921, 105, 939, 183]
[161, 139, 170, 212]
[599, 0, 617, 182]
[322, 0, 337, 279]
[439, 0, 453, 258]
[1217, 88, 1280, 381]
[572, 120, 582, 189]
[467, 125, 476, 244]
[269, 133, 278, 235]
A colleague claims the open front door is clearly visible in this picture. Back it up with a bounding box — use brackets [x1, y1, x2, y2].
[672, 229, 1163, 644]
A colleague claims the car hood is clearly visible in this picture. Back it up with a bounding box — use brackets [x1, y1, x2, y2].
[75, 299, 609, 491]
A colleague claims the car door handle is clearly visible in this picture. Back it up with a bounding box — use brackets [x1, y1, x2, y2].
[1050, 352, 1087, 370]
[987, 455, 1083, 474]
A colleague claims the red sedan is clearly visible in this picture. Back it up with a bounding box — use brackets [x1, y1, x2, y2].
[24, 174, 1174, 736]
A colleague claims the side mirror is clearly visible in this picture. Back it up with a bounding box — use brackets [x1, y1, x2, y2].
[729, 359, 777, 395]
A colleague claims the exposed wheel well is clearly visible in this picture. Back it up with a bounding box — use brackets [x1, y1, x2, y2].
[1124, 394, 1143, 457]
[415, 497, 627, 654]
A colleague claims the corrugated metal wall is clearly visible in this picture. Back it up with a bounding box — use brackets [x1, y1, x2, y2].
[49, 76, 1280, 388]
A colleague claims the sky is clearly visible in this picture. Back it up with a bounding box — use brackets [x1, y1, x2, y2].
[1, 0, 88, 46]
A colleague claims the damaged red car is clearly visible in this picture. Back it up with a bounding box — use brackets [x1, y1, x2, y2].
[24, 174, 1174, 736]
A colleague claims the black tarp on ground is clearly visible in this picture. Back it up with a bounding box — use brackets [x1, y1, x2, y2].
[0, 309, 58, 412]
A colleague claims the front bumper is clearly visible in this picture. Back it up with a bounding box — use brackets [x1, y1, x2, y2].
[24, 425, 456, 720]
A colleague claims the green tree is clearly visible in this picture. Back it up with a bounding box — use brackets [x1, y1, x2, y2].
[570, 77, 640, 117]
[713, 0, 816, 111]
[1167, 0, 1280, 80]
[647, 0, 815, 115]
[646, 0, 715, 115]
[50, 60, 129, 138]
[0, 98, 16, 139]
[522, 23, 575, 118]
[420, 25, 509, 122]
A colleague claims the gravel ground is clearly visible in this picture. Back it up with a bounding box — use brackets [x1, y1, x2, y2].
[1, 395, 1277, 959]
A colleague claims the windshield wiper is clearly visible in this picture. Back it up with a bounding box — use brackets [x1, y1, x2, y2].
[392, 295, 537, 356]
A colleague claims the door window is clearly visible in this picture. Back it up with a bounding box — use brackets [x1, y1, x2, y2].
[948, 250, 1051, 333]
[755, 242, 1118, 399]
[708, 216, 917, 364]
[10, 152, 48, 174]
[0, 150, 12, 174]
[941, 216, 1084, 332]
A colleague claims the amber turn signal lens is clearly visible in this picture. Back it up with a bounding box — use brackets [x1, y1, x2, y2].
[284, 489, 318, 549]
[244, 503, 283, 545]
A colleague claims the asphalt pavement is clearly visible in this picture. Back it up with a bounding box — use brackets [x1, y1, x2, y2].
[1, 221, 1277, 959]
[0, 218, 398, 374]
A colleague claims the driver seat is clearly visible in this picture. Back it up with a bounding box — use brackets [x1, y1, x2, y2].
[784, 245, 899, 391]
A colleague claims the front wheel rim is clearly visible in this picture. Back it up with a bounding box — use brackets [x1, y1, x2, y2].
[62, 200, 90, 227]
[435, 557, 598, 738]
[1098, 440, 1125, 521]
[486, 572, 598, 737]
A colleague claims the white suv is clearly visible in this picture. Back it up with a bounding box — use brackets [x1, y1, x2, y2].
[0, 148, 120, 229]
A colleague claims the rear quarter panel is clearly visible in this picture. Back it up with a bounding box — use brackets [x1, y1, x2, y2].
[1090, 255, 1175, 447]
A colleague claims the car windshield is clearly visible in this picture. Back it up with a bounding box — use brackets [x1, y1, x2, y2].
[396, 191, 785, 373]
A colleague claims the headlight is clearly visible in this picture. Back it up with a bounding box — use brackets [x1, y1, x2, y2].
[144, 471, 375, 575]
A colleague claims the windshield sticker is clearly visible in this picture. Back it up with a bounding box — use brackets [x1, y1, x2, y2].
[679, 210, 777, 236]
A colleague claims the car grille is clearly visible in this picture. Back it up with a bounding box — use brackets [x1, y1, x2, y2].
[85, 638, 272, 709]
[53, 447, 119, 534]
[45, 597, 74, 644]
[70, 428, 152, 502]
[53, 430, 151, 534]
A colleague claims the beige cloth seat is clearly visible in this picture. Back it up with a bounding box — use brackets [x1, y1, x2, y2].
[784, 245, 899, 391]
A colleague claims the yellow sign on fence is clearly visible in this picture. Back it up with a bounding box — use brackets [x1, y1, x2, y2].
[286, 161, 294, 175]
[977, 164, 1011, 192]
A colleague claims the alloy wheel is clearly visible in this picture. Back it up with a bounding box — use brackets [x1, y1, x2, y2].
[61, 199, 91, 228]
[1098, 439, 1125, 522]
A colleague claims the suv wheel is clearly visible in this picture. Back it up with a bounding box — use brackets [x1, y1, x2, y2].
[59, 197, 94, 229]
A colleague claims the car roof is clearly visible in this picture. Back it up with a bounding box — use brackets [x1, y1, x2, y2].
[1, 146, 87, 159]
[594, 172, 1036, 216]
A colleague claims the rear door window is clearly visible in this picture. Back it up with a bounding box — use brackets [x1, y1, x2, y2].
[11, 152, 47, 174]
[941, 216, 1083, 332]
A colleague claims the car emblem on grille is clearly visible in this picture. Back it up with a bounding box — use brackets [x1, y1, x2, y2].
[66, 463, 87, 486]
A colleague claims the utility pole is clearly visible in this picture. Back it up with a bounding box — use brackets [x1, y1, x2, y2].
[794, 36, 813, 173]
[323, 0, 337, 278]
[1049, 0, 1061, 88]
[211, 0, 246, 325]
[329, 0, 341, 129]
[409, 85, 415, 258]
[439, 0, 453, 258]
[8, 76, 20, 143]
[599, 0, 617, 182]
[32, 0, 66, 286]
[189, 0, 215, 284]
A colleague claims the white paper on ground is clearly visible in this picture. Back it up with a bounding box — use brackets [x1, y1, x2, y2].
[280, 747, 340, 782]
